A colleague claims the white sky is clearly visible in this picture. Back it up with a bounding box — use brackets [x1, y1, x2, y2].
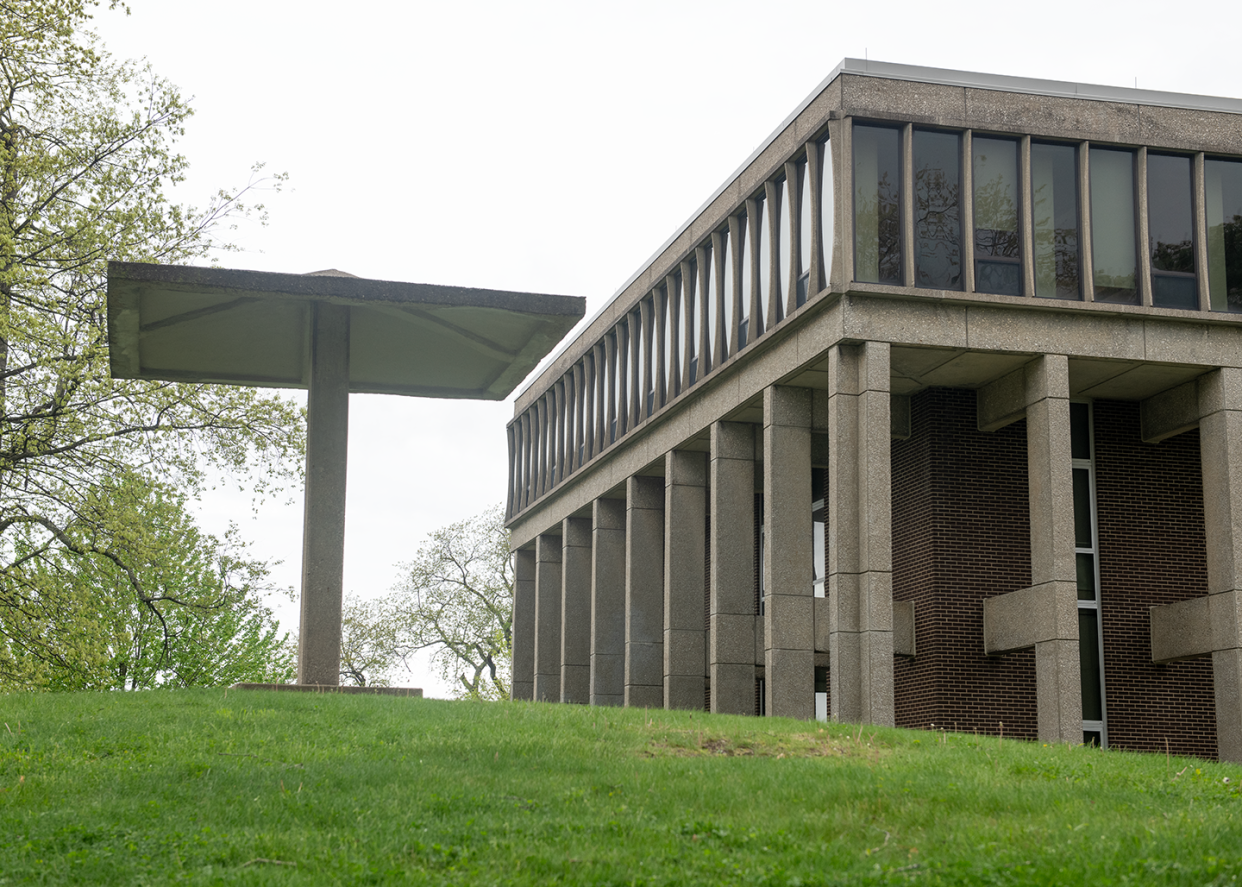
[91, 0, 1242, 695]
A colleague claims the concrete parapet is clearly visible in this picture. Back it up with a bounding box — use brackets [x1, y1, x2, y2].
[983, 581, 1079, 654]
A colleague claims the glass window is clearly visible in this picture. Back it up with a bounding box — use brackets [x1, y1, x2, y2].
[1090, 147, 1138, 304]
[973, 136, 1021, 296]
[721, 229, 734, 359]
[739, 213, 752, 349]
[665, 275, 678, 402]
[1148, 153, 1197, 310]
[820, 135, 834, 293]
[853, 124, 902, 285]
[812, 467, 825, 599]
[914, 129, 962, 289]
[706, 242, 718, 373]
[687, 253, 702, 384]
[757, 193, 771, 332]
[799, 157, 813, 304]
[779, 176, 792, 312]
[1079, 609, 1103, 722]
[632, 307, 646, 420]
[1032, 142, 1081, 300]
[1205, 158, 1242, 313]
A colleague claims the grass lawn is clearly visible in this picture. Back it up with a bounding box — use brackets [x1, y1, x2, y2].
[1, 689, 1240, 885]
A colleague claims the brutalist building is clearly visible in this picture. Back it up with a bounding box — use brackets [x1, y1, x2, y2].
[504, 60, 1242, 761]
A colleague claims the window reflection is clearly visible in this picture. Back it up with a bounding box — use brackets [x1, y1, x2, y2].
[1205, 158, 1242, 312]
[820, 136, 834, 294]
[973, 136, 1021, 296]
[1148, 153, 1197, 310]
[779, 175, 792, 313]
[1089, 147, 1138, 304]
[1032, 142, 1081, 300]
[739, 214, 751, 349]
[757, 193, 771, 333]
[853, 125, 902, 284]
[914, 129, 962, 290]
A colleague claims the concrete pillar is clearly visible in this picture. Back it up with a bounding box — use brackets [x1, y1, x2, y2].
[1024, 355, 1082, 743]
[511, 547, 536, 700]
[1199, 367, 1242, 762]
[560, 517, 592, 703]
[533, 533, 562, 702]
[626, 475, 665, 707]
[665, 450, 707, 710]
[591, 498, 626, 706]
[711, 421, 757, 715]
[827, 342, 894, 726]
[298, 302, 350, 686]
[764, 386, 814, 718]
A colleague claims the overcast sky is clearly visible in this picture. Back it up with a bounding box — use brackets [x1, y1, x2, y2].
[91, 0, 1242, 695]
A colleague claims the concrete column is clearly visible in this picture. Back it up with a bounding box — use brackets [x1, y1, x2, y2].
[591, 498, 626, 706]
[560, 517, 592, 703]
[511, 548, 536, 700]
[764, 386, 814, 719]
[298, 302, 350, 686]
[978, 355, 1081, 743]
[827, 342, 894, 726]
[1024, 356, 1081, 743]
[665, 450, 707, 710]
[626, 475, 665, 707]
[533, 533, 562, 702]
[711, 421, 757, 714]
[1200, 368, 1242, 762]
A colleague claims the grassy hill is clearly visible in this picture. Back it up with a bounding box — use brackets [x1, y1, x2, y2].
[1, 689, 1240, 885]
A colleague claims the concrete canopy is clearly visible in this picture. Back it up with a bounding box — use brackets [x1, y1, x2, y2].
[106, 261, 585, 688]
[107, 262, 585, 400]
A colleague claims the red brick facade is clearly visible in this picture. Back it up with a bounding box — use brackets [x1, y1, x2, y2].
[890, 389, 1219, 758]
[892, 389, 1038, 740]
[1093, 400, 1217, 759]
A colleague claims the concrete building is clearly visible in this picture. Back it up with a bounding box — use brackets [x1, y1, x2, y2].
[503, 60, 1242, 761]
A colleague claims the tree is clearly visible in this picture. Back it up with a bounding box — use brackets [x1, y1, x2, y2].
[338, 594, 398, 688]
[386, 504, 513, 700]
[0, 471, 295, 690]
[0, 1, 303, 671]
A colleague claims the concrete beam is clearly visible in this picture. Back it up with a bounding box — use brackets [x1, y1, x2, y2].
[1140, 378, 1203, 443]
[626, 475, 665, 708]
[893, 600, 915, 657]
[664, 450, 707, 711]
[1150, 596, 1213, 663]
[983, 582, 1079, 654]
[560, 517, 592, 703]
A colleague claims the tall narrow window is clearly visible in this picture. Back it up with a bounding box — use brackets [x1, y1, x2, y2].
[664, 275, 678, 404]
[1090, 147, 1138, 304]
[688, 251, 703, 383]
[853, 125, 902, 284]
[1148, 153, 1197, 310]
[614, 322, 627, 441]
[812, 467, 825, 599]
[914, 129, 962, 290]
[779, 175, 792, 312]
[738, 215, 751, 349]
[798, 157, 813, 303]
[973, 136, 1021, 296]
[632, 307, 646, 422]
[1206, 158, 1242, 313]
[720, 229, 734, 359]
[706, 242, 719, 373]
[820, 135, 834, 292]
[1072, 401, 1106, 748]
[757, 193, 771, 334]
[1031, 141, 1081, 300]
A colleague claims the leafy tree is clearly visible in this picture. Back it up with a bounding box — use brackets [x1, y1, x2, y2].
[387, 505, 513, 700]
[0, 0, 303, 669]
[338, 594, 398, 688]
[0, 471, 295, 690]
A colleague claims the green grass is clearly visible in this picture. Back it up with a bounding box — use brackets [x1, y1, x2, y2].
[1, 690, 1240, 885]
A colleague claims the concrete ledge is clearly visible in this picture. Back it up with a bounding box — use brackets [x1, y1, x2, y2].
[983, 581, 1077, 654]
[894, 600, 915, 657]
[231, 683, 423, 697]
[1151, 597, 1213, 663]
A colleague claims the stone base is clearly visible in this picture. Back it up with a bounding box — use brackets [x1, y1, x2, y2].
[231, 683, 422, 697]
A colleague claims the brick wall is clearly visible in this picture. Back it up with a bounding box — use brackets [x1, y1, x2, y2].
[892, 388, 1038, 739]
[1092, 400, 1217, 759]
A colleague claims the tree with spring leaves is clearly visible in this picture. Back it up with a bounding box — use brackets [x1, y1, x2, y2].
[385, 505, 512, 700]
[0, 1, 303, 686]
